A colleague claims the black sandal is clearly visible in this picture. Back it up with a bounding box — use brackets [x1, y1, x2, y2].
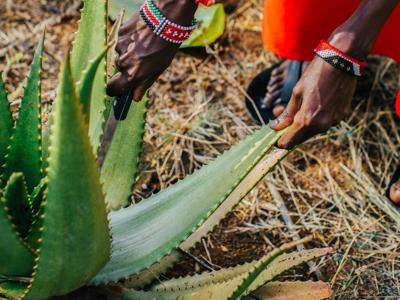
[245, 60, 303, 124]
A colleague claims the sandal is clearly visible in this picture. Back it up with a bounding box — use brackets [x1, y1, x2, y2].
[244, 60, 303, 124]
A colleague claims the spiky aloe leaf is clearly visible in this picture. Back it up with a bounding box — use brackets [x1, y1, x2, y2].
[0, 174, 34, 277]
[70, 0, 107, 152]
[151, 248, 334, 292]
[111, 246, 332, 299]
[23, 56, 110, 300]
[29, 178, 47, 215]
[77, 46, 110, 121]
[0, 75, 12, 169]
[101, 96, 148, 210]
[1, 34, 44, 192]
[123, 147, 288, 289]
[227, 240, 324, 300]
[0, 282, 28, 300]
[248, 281, 332, 300]
[2, 173, 32, 237]
[91, 127, 287, 284]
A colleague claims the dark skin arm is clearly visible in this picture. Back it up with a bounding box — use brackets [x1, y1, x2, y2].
[107, 0, 197, 101]
[271, 0, 400, 148]
[107, 0, 235, 100]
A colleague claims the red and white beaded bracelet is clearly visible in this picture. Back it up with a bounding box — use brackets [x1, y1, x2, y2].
[314, 40, 366, 77]
[140, 0, 197, 44]
[195, 0, 215, 6]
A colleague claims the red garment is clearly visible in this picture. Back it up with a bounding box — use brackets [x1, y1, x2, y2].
[262, 0, 400, 111]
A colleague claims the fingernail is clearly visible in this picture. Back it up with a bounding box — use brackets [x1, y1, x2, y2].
[270, 119, 278, 127]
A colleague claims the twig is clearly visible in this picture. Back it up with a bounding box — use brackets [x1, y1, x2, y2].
[266, 180, 322, 280]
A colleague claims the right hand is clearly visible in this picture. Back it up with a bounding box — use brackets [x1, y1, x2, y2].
[107, 0, 197, 101]
[107, 13, 181, 101]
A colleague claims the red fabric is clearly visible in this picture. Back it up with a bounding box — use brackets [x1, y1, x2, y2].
[262, 0, 400, 114]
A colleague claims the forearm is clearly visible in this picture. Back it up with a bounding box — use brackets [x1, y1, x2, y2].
[329, 0, 400, 60]
[153, 0, 197, 26]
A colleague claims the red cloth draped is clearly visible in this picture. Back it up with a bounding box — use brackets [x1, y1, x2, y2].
[262, 0, 400, 113]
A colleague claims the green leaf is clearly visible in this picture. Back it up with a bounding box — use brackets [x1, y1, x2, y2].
[151, 248, 334, 293]
[0, 281, 28, 300]
[108, 0, 141, 21]
[124, 147, 288, 289]
[91, 126, 287, 284]
[1, 34, 44, 192]
[247, 281, 332, 300]
[117, 281, 332, 300]
[108, 1, 225, 48]
[181, 4, 226, 48]
[78, 46, 110, 122]
[0, 175, 34, 277]
[23, 56, 110, 300]
[101, 96, 147, 210]
[2, 173, 32, 238]
[70, 0, 107, 153]
[0, 75, 12, 169]
[112, 247, 333, 299]
[227, 240, 324, 300]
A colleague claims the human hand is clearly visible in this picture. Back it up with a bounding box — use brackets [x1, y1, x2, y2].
[270, 57, 357, 149]
[107, 0, 196, 101]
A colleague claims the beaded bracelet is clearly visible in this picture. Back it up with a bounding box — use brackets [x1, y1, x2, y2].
[195, 0, 216, 6]
[314, 40, 366, 77]
[140, 0, 197, 44]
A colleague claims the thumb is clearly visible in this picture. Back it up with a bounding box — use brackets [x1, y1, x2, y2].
[107, 72, 131, 97]
[270, 91, 302, 131]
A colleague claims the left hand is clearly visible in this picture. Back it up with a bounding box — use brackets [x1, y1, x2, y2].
[270, 56, 357, 149]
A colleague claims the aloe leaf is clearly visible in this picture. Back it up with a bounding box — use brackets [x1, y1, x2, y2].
[227, 240, 320, 300]
[0, 281, 28, 300]
[248, 281, 332, 300]
[77, 46, 110, 122]
[29, 178, 47, 215]
[2, 173, 32, 238]
[113, 248, 332, 299]
[101, 96, 148, 210]
[0, 175, 34, 277]
[0, 75, 12, 169]
[23, 56, 110, 300]
[1, 34, 44, 192]
[91, 126, 286, 284]
[116, 281, 332, 300]
[152, 248, 334, 292]
[70, 0, 107, 152]
[108, 0, 141, 21]
[146, 244, 329, 300]
[181, 4, 226, 48]
[123, 147, 288, 289]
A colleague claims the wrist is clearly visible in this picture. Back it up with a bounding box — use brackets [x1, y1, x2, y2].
[153, 0, 197, 26]
[328, 28, 372, 61]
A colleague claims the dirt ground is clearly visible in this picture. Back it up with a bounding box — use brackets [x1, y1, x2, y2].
[1, 0, 400, 298]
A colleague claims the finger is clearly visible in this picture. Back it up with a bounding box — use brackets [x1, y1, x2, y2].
[277, 123, 304, 149]
[107, 72, 131, 97]
[132, 74, 160, 101]
[270, 92, 301, 130]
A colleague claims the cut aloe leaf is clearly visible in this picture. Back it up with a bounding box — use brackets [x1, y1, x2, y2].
[70, 0, 107, 153]
[101, 96, 148, 210]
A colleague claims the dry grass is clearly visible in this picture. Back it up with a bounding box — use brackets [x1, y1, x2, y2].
[1, 0, 400, 298]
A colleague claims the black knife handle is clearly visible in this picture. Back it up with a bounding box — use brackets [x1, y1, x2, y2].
[113, 88, 134, 121]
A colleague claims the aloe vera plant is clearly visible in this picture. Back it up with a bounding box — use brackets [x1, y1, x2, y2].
[0, 1, 333, 299]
